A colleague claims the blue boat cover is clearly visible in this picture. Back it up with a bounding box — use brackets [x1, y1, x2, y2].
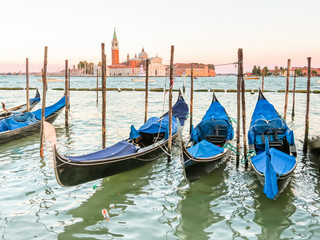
[191, 101, 234, 143]
[162, 95, 189, 126]
[187, 140, 224, 158]
[251, 138, 296, 199]
[137, 116, 178, 138]
[30, 96, 41, 103]
[248, 98, 295, 151]
[67, 140, 139, 162]
[33, 96, 66, 120]
[129, 95, 188, 139]
[0, 96, 65, 133]
[0, 112, 38, 132]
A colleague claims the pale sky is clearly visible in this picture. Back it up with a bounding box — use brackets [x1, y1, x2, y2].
[0, 0, 319, 73]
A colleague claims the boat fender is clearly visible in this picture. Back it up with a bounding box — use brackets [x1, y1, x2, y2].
[102, 209, 110, 221]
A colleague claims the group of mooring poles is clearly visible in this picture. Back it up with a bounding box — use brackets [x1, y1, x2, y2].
[38, 46, 70, 157]
[37, 44, 312, 160]
[98, 44, 175, 162]
[260, 57, 312, 154]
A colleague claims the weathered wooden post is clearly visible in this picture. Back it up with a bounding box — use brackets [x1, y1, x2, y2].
[284, 59, 291, 120]
[236, 50, 241, 167]
[183, 72, 186, 94]
[101, 43, 107, 149]
[168, 45, 174, 162]
[26, 58, 30, 111]
[303, 57, 311, 153]
[96, 69, 99, 103]
[40, 47, 48, 158]
[240, 48, 248, 168]
[189, 64, 194, 134]
[64, 60, 69, 126]
[292, 69, 297, 119]
[144, 59, 149, 123]
[261, 68, 265, 93]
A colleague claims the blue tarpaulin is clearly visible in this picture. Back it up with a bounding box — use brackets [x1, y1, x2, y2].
[137, 116, 177, 137]
[0, 96, 65, 133]
[67, 140, 139, 162]
[129, 95, 188, 140]
[187, 140, 224, 158]
[0, 112, 38, 132]
[191, 101, 234, 143]
[251, 138, 296, 199]
[162, 96, 189, 126]
[33, 96, 66, 120]
[248, 98, 295, 149]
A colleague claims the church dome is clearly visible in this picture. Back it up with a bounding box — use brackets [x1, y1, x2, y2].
[138, 48, 148, 59]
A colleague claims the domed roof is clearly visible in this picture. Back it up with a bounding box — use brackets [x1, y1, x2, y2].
[138, 48, 148, 59]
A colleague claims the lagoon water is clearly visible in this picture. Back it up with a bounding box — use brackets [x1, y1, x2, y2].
[1, 75, 320, 239]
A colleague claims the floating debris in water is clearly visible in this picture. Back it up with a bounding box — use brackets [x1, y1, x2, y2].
[102, 209, 110, 221]
[93, 185, 102, 190]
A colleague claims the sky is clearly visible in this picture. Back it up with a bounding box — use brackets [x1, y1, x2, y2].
[0, 0, 319, 74]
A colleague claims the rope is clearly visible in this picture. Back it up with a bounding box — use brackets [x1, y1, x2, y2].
[222, 143, 241, 156]
[241, 150, 256, 164]
[228, 116, 237, 124]
[154, 76, 168, 142]
[213, 62, 241, 67]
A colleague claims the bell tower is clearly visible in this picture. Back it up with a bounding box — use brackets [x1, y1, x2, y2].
[111, 28, 119, 65]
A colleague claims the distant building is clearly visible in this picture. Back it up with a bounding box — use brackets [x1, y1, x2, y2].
[169, 63, 215, 77]
[278, 67, 320, 76]
[108, 29, 166, 76]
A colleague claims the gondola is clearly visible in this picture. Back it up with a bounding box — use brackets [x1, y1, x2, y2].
[0, 96, 66, 144]
[248, 90, 297, 199]
[52, 92, 189, 187]
[0, 89, 40, 120]
[180, 92, 234, 182]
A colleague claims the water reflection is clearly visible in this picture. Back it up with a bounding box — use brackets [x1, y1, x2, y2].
[252, 185, 295, 239]
[57, 152, 178, 239]
[174, 161, 228, 240]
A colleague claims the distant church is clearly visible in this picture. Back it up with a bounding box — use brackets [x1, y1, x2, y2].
[108, 29, 166, 76]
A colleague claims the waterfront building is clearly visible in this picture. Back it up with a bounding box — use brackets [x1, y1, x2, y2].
[108, 29, 166, 76]
[168, 63, 216, 77]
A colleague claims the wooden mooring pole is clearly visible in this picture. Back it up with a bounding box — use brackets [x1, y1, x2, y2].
[68, 68, 71, 110]
[261, 69, 265, 93]
[292, 69, 297, 119]
[101, 43, 107, 149]
[189, 64, 194, 134]
[144, 59, 149, 123]
[40, 47, 48, 158]
[239, 48, 248, 168]
[303, 57, 311, 153]
[96, 69, 99, 103]
[183, 72, 186, 94]
[284, 59, 291, 120]
[168, 45, 174, 162]
[236, 50, 241, 167]
[65, 60, 69, 127]
[26, 58, 30, 111]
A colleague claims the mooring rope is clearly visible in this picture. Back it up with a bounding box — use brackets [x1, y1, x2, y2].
[153, 76, 168, 143]
[228, 116, 237, 124]
[241, 150, 256, 164]
[213, 62, 241, 67]
[222, 143, 241, 156]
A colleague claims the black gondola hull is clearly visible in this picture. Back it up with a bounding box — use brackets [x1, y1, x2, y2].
[181, 140, 231, 182]
[249, 158, 296, 198]
[54, 133, 178, 187]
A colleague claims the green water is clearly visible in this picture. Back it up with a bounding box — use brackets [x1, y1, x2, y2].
[0, 76, 320, 239]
